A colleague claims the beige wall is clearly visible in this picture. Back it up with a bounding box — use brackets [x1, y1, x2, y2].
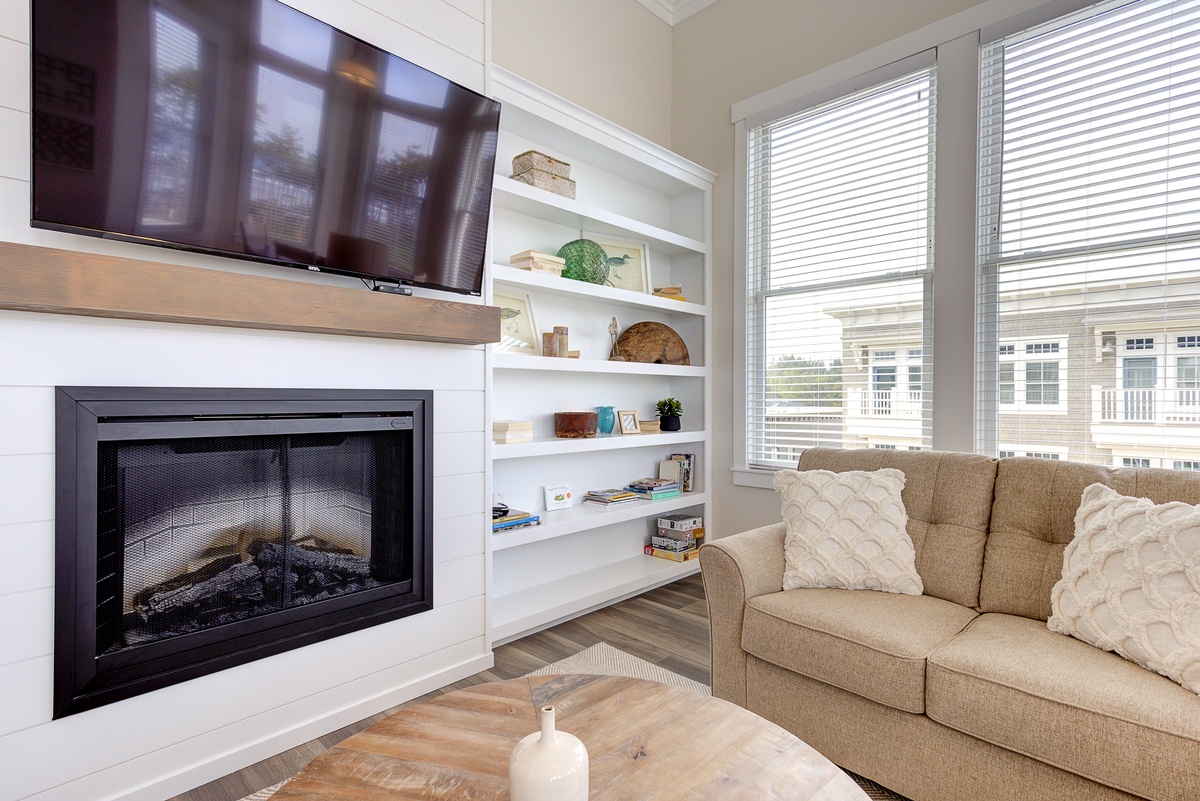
[492, 0, 673, 146]
[670, 0, 988, 536]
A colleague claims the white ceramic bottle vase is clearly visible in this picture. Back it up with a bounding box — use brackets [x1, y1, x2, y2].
[508, 704, 589, 801]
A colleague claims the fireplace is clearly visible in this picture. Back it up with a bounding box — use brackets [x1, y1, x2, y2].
[54, 387, 434, 718]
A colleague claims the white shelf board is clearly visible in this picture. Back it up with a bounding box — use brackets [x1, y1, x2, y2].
[491, 555, 701, 644]
[491, 264, 705, 316]
[493, 352, 705, 377]
[493, 178, 707, 256]
[492, 430, 705, 459]
[491, 491, 708, 550]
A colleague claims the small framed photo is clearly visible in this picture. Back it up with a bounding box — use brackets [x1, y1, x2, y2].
[584, 231, 650, 294]
[618, 409, 641, 434]
[493, 289, 539, 354]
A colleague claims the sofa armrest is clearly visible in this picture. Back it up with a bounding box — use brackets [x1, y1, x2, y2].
[698, 522, 786, 707]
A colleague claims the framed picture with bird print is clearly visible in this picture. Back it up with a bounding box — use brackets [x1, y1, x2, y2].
[493, 290, 539, 354]
[584, 231, 651, 294]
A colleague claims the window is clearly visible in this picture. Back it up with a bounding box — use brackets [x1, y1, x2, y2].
[1174, 460, 1200, 470]
[997, 339, 1066, 411]
[1122, 457, 1152, 468]
[746, 67, 935, 466]
[976, 0, 1200, 471]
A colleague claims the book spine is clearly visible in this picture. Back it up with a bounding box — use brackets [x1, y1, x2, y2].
[643, 545, 700, 562]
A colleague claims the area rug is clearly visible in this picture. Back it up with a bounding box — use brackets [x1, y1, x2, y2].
[237, 643, 907, 801]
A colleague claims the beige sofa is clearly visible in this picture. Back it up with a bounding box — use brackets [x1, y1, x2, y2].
[700, 448, 1200, 801]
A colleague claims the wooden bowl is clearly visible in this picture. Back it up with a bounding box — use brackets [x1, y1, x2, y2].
[554, 411, 598, 438]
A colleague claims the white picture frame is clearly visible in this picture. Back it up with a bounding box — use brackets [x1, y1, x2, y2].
[584, 231, 651, 294]
[493, 290, 539, 354]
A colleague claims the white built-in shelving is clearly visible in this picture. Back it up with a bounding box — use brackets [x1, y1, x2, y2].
[487, 68, 714, 645]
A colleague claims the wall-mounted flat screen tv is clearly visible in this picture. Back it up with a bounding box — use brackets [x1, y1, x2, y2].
[31, 0, 500, 296]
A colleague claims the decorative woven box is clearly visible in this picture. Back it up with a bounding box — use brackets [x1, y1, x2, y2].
[511, 168, 576, 199]
[512, 150, 571, 179]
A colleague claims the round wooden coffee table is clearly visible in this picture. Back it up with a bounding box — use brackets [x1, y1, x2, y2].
[270, 674, 869, 800]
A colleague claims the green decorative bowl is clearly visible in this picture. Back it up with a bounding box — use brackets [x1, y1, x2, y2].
[557, 239, 610, 284]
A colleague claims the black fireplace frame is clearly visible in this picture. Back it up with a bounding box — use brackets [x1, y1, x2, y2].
[54, 386, 434, 718]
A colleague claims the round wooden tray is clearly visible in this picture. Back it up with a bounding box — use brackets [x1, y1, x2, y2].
[611, 321, 690, 365]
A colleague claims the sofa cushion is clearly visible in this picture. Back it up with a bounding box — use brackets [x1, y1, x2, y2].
[797, 447, 996, 607]
[775, 468, 922, 595]
[982, 458, 1200, 621]
[743, 587, 977, 713]
[1049, 483, 1200, 694]
[927, 613, 1200, 801]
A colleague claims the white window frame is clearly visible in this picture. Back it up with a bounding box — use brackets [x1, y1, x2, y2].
[998, 338, 1068, 414]
[732, 0, 1115, 489]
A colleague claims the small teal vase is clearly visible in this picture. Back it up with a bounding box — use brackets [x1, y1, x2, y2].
[596, 406, 616, 435]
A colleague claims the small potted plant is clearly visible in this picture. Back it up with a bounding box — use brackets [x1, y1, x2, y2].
[655, 397, 683, 431]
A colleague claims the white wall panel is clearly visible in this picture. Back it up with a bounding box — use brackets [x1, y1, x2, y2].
[0, 107, 27, 181]
[433, 470, 487, 521]
[0, 521, 54, 594]
[0, 588, 52, 667]
[0, 2, 28, 43]
[441, 0, 487, 23]
[0, 656, 51, 738]
[435, 430, 486, 477]
[282, 0, 485, 89]
[434, 512, 486, 563]
[0, 386, 54, 456]
[0, 36, 27, 112]
[435, 553, 486, 605]
[434, 389, 486, 433]
[0, 453, 52, 526]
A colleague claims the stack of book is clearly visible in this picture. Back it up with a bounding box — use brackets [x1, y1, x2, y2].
[626, 477, 681, 500]
[510, 250, 566, 276]
[582, 488, 641, 507]
[667, 452, 696, 492]
[493, 508, 541, 533]
[652, 284, 686, 301]
[493, 420, 533, 444]
[644, 513, 705, 562]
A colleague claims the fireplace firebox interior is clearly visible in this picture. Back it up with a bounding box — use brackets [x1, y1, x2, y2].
[54, 387, 434, 718]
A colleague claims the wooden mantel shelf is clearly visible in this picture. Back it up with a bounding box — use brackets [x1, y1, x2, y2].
[0, 241, 501, 346]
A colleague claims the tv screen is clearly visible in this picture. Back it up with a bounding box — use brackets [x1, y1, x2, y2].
[31, 0, 500, 296]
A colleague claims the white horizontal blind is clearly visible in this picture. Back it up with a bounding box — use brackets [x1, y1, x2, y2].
[746, 69, 935, 469]
[977, 0, 1200, 470]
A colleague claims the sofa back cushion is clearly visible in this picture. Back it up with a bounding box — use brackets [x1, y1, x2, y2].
[796, 448, 998, 607]
[980, 458, 1200, 620]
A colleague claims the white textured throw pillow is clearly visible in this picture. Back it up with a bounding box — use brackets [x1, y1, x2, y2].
[774, 468, 922, 595]
[1049, 483, 1200, 695]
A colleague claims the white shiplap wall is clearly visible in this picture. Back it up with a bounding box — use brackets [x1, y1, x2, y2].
[0, 2, 492, 800]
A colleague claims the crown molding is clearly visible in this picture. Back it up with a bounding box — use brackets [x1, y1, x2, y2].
[636, 0, 722, 26]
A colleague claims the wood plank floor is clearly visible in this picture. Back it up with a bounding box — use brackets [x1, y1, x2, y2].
[168, 573, 708, 801]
